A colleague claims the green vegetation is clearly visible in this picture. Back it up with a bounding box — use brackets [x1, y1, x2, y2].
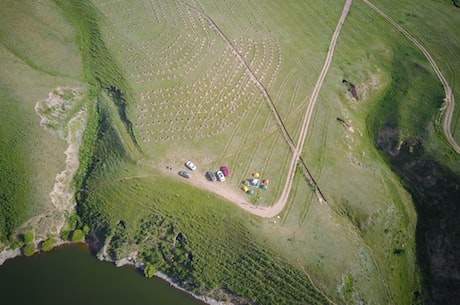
[41, 238, 57, 252]
[341, 274, 354, 305]
[60, 230, 71, 242]
[22, 233, 34, 244]
[68, 213, 82, 231]
[374, 0, 460, 145]
[23, 244, 35, 257]
[53, 0, 136, 144]
[143, 263, 157, 279]
[367, 45, 444, 145]
[71, 230, 85, 242]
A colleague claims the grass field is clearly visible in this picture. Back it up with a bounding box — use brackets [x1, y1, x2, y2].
[1, 0, 460, 304]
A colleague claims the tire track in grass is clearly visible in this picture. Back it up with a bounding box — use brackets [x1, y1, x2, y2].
[212, 41, 259, 157]
[229, 91, 266, 184]
[298, 183, 315, 226]
[304, 96, 331, 190]
[264, 76, 302, 204]
[440, 37, 458, 80]
[232, 70, 285, 190]
[298, 264, 339, 305]
[273, 67, 298, 104]
[280, 167, 301, 225]
[240, 107, 273, 178]
[239, 41, 287, 188]
[363, 0, 460, 154]
[284, 75, 307, 145]
[237, 59, 284, 187]
[260, 133, 282, 193]
[215, 75, 252, 162]
[272, 67, 299, 125]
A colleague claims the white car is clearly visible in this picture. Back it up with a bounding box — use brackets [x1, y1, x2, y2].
[216, 170, 225, 182]
[185, 161, 197, 171]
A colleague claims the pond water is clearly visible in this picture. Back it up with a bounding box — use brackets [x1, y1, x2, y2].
[0, 244, 206, 305]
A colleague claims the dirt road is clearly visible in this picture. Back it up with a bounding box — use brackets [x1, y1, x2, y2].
[178, 0, 352, 218]
[363, 0, 460, 154]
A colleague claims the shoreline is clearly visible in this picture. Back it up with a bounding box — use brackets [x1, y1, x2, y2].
[0, 241, 227, 305]
[104, 251, 227, 305]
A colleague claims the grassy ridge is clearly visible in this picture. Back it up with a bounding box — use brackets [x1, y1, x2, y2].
[53, 0, 138, 148]
[52, 0, 128, 93]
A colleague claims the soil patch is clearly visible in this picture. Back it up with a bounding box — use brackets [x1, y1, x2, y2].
[342, 79, 359, 100]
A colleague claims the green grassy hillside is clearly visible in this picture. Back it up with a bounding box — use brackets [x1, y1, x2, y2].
[72, 0, 426, 304]
[1, 0, 459, 304]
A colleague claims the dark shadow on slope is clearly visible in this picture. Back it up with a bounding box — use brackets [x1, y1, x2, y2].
[376, 126, 460, 305]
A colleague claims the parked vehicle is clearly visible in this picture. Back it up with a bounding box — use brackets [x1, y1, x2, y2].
[216, 170, 225, 182]
[179, 171, 191, 178]
[185, 161, 197, 171]
[220, 165, 230, 177]
[206, 171, 217, 182]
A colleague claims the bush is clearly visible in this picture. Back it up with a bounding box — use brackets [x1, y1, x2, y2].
[144, 263, 157, 278]
[68, 213, 82, 231]
[23, 232, 34, 243]
[42, 238, 57, 252]
[11, 239, 22, 250]
[82, 225, 90, 235]
[23, 243, 35, 257]
[71, 229, 85, 242]
[61, 229, 71, 241]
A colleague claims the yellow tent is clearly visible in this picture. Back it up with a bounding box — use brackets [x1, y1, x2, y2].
[253, 172, 260, 178]
[242, 185, 249, 192]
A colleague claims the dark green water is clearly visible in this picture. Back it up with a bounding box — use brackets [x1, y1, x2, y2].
[0, 244, 205, 305]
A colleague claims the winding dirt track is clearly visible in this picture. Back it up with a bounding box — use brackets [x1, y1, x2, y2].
[363, 0, 460, 154]
[180, 0, 352, 217]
